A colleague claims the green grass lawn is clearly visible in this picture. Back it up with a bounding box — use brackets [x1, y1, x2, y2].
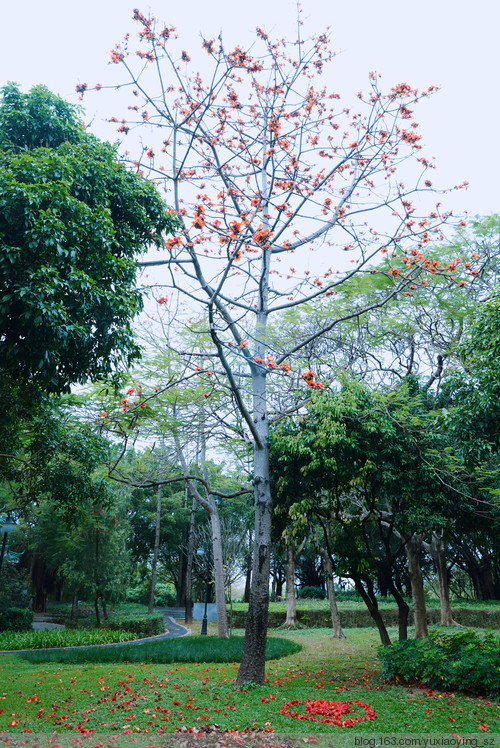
[0, 627, 497, 740]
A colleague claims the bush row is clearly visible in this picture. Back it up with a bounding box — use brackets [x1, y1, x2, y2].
[378, 628, 500, 698]
[0, 607, 34, 632]
[105, 613, 165, 637]
[65, 612, 165, 637]
[229, 607, 500, 629]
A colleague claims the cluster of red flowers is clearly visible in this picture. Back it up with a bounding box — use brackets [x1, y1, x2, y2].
[280, 699, 376, 727]
[300, 369, 325, 390]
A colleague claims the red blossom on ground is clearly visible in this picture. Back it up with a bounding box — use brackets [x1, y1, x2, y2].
[280, 699, 377, 727]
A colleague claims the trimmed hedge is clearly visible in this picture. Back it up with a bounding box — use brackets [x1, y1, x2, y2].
[378, 628, 500, 698]
[297, 586, 326, 600]
[105, 613, 165, 637]
[0, 606, 34, 632]
[229, 606, 500, 629]
[64, 612, 165, 637]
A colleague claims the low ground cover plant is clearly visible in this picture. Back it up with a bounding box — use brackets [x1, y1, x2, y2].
[15, 634, 300, 665]
[0, 628, 496, 736]
[0, 628, 139, 651]
[378, 627, 500, 698]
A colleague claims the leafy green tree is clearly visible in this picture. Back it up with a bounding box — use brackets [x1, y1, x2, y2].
[0, 83, 179, 393]
[28, 491, 131, 621]
[445, 293, 500, 461]
[271, 377, 474, 642]
[0, 396, 110, 514]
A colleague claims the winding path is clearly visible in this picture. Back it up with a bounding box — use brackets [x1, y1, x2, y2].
[0, 613, 189, 655]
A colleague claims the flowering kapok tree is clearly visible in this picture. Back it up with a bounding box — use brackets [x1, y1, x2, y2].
[81, 8, 471, 684]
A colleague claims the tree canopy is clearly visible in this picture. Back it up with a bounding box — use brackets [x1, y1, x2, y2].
[0, 83, 179, 393]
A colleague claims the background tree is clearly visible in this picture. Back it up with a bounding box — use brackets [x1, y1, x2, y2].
[0, 82, 179, 395]
[271, 377, 480, 642]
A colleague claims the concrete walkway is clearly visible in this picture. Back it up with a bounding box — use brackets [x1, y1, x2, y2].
[33, 613, 65, 631]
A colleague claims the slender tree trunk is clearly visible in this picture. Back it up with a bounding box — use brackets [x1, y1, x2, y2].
[426, 531, 457, 626]
[71, 589, 79, 622]
[406, 533, 428, 638]
[284, 544, 298, 626]
[148, 483, 162, 615]
[174, 431, 229, 637]
[352, 573, 391, 646]
[184, 495, 196, 625]
[276, 569, 284, 599]
[389, 581, 410, 641]
[271, 552, 277, 603]
[210, 509, 229, 638]
[94, 528, 101, 626]
[320, 551, 346, 639]
[101, 595, 109, 621]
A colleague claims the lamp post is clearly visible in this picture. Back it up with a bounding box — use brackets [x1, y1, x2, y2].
[0, 514, 16, 574]
[197, 544, 211, 635]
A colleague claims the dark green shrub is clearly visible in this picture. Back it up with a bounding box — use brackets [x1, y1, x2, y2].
[297, 586, 326, 600]
[0, 606, 34, 632]
[106, 613, 165, 637]
[378, 627, 500, 698]
[0, 566, 30, 611]
[334, 589, 364, 601]
[126, 581, 176, 608]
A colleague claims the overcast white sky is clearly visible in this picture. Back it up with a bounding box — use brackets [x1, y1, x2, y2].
[1, 0, 498, 218]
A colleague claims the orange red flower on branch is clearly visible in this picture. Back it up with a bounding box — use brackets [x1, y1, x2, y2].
[300, 369, 325, 390]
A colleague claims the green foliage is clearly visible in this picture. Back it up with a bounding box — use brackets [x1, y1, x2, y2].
[17, 634, 301, 665]
[0, 607, 33, 632]
[445, 293, 500, 462]
[0, 83, 179, 393]
[0, 83, 84, 150]
[0, 566, 27, 607]
[102, 613, 165, 637]
[378, 627, 500, 697]
[334, 589, 364, 601]
[271, 376, 468, 597]
[0, 565, 30, 618]
[126, 580, 176, 608]
[297, 586, 326, 600]
[0, 627, 137, 650]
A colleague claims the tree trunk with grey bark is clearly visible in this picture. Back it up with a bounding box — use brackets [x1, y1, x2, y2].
[148, 483, 162, 615]
[284, 544, 298, 626]
[184, 495, 197, 625]
[210, 508, 229, 638]
[352, 572, 391, 646]
[406, 533, 428, 638]
[236, 365, 272, 685]
[321, 551, 346, 639]
[425, 531, 457, 626]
